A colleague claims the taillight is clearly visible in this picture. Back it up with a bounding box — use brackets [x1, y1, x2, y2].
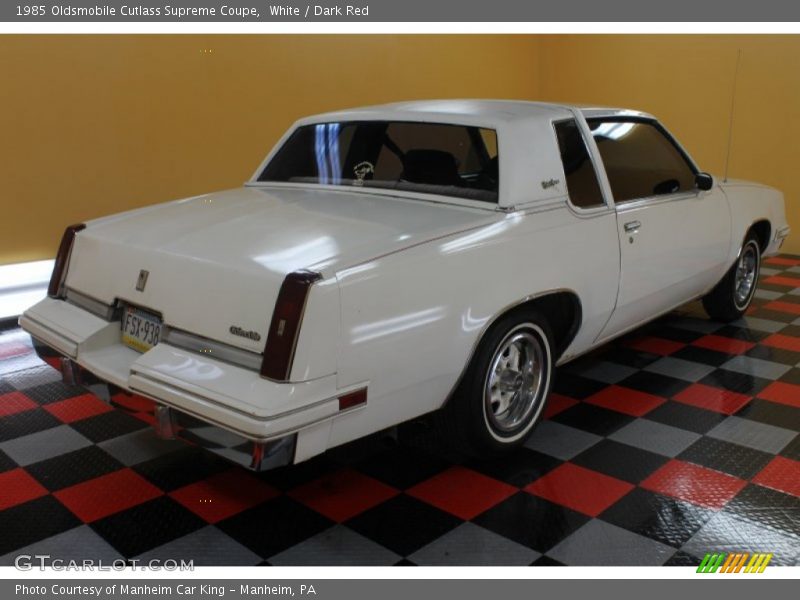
[48, 223, 85, 298]
[260, 270, 321, 381]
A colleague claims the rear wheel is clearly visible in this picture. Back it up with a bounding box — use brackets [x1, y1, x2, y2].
[443, 309, 554, 455]
[702, 233, 761, 322]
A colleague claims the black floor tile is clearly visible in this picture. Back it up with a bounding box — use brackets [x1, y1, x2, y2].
[473, 492, 590, 554]
[638, 401, 727, 435]
[26, 446, 125, 492]
[678, 437, 774, 480]
[345, 495, 461, 557]
[90, 496, 206, 558]
[133, 446, 230, 492]
[735, 399, 800, 432]
[779, 434, 800, 461]
[0, 496, 81, 556]
[0, 449, 16, 473]
[551, 403, 635, 437]
[600, 488, 714, 548]
[596, 347, 661, 369]
[21, 381, 88, 406]
[571, 440, 669, 484]
[671, 346, 732, 367]
[552, 374, 608, 400]
[745, 345, 800, 366]
[664, 550, 702, 566]
[618, 371, 690, 398]
[700, 369, 772, 396]
[723, 484, 800, 538]
[465, 447, 562, 488]
[68, 411, 149, 444]
[0, 409, 61, 442]
[217, 496, 334, 559]
[355, 445, 453, 491]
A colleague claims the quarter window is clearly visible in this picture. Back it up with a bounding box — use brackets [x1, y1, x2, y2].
[554, 119, 605, 209]
[586, 119, 696, 203]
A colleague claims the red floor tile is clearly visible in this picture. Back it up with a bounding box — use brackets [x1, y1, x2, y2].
[0, 391, 38, 417]
[288, 468, 398, 522]
[765, 256, 800, 267]
[43, 393, 114, 424]
[641, 460, 747, 510]
[111, 392, 156, 413]
[752, 456, 800, 498]
[525, 463, 634, 517]
[585, 385, 666, 417]
[757, 381, 800, 408]
[543, 393, 579, 419]
[762, 300, 800, 316]
[762, 275, 800, 288]
[407, 466, 517, 520]
[761, 333, 800, 353]
[169, 469, 279, 523]
[625, 337, 685, 356]
[53, 468, 163, 522]
[692, 335, 756, 355]
[673, 383, 752, 415]
[0, 468, 48, 510]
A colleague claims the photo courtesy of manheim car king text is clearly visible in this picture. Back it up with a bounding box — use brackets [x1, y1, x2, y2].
[0, 0, 798, 596]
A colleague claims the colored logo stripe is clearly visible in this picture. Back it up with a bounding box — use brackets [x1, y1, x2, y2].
[697, 552, 772, 573]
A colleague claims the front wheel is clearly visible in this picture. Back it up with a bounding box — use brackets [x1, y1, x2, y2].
[444, 309, 554, 455]
[702, 233, 761, 322]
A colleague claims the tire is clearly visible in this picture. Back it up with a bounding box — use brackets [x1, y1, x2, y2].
[441, 308, 555, 455]
[702, 232, 761, 322]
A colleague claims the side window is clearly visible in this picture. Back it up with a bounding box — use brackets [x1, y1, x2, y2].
[587, 119, 696, 203]
[554, 119, 605, 209]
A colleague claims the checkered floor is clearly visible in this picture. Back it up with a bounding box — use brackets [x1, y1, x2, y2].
[1, 256, 800, 567]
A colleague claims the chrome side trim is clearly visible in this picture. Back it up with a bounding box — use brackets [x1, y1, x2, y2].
[65, 288, 115, 321]
[615, 190, 702, 212]
[162, 327, 262, 372]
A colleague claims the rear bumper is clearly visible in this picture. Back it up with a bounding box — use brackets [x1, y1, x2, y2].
[20, 297, 359, 471]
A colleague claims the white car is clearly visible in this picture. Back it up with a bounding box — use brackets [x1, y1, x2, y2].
[20, 100, 790, 470]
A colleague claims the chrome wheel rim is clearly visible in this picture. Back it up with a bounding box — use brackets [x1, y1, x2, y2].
[484, 327, 546, 434]
[734, 242, 758, 309]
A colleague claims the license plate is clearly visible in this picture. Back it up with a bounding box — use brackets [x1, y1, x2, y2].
[121, 306, 162, 353]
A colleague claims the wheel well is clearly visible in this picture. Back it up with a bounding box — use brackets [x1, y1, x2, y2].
[749, 220, 771, 253]
[518, 292, 582, 359]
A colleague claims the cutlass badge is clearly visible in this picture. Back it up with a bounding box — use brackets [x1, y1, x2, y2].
[229, 326, 262, 342]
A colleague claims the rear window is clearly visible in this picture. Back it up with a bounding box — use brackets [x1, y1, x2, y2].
[258, 121, 499, 203]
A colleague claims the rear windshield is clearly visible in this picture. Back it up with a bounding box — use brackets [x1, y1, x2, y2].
[258, 121, 499, 203]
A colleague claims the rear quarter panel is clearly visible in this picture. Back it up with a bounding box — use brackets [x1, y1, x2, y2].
[328, 203, 621, 447]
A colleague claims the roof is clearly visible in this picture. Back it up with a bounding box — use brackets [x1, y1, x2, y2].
[297, 99, 654, 126]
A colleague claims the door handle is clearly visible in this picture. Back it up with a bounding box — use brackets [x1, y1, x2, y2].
[624, 220, 641, 233]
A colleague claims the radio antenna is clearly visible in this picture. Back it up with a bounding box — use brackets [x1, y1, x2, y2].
[723, 49, 742, 182]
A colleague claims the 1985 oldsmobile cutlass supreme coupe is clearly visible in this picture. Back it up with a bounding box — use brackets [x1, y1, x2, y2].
[20, 100, 790, 470]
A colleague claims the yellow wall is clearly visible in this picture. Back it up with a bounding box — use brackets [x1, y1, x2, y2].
[538, 35, 800, 253]
[0, 35, 540, 264]
[1, 34, 798, 264]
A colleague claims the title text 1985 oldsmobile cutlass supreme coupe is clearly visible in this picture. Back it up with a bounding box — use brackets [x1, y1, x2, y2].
[20, 100, 790, 470]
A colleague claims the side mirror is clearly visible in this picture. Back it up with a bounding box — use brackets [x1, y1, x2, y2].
[695, 172, 714, 191]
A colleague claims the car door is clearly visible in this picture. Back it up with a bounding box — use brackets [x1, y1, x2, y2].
[590, 118, 731, 342]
